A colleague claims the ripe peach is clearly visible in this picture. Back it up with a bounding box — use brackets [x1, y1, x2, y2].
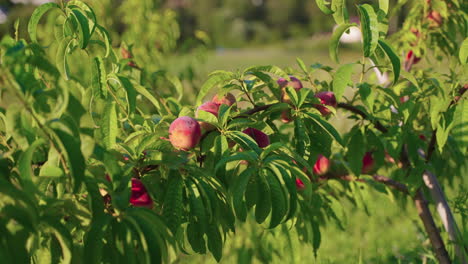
[130, 178, 153, 208]
[212, 93, 236, 106]
[315, 91, 337, 107]
[196, 102, 220, 132]
[313, 154, 330, 175]
[428, 10, 442, 27]
[361, 152, 375, 174]
[169, 116, 202, 150]
[242, 128, 270, 148]
[281, 110, 292, 123]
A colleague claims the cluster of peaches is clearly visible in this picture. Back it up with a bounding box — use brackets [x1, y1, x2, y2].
[126, 76, 375, 208]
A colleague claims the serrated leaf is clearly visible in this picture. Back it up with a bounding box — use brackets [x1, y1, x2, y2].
[377, 40, 400, 84]
[162, 174, 184, 234]
[28, 2, 61, 43]
[92, 57, 107, 99]
[358, 4, 379, 57]
[333, 63, 354, 101]
[101, 101, 117, 150]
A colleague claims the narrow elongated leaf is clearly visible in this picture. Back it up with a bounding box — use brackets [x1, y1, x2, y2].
[117, 75, 137, 115]
[44, 219, 73, 264]
[206, 225, 223, 262]
[232, 167, 256, 221]
[162, 174, 184, 234]
[329, 24, 355, 63]
[377, 40, 400, 84]
[346, 129, 365, 175]
[196, 72, 234, 105]
[101, 101, 117, 150]
[56, 37, 74, 80]
[187, 222, 206, 254]
[333, 63, 354, 101]
[459, 37, 468, 64]
[266, 170, 287, 228]
[255, 170, 271, 224]
[331, 0, 348, 24]
[18, 138, 46, 193]
[84, 215, 112, 264]
[67, 1, 96, 36]
[69, 8, 90, 49]
[226, 131, 262, 155]
[379, 0, 389, 14]
[28, 2, 60, 43]
[133, 84, 166, 115]
[187, 179, 207, 233]
[92, 56, 107, 98]
[358, 4, 379, 57]
[315, 0, 333, 15]
[305, 113, 344, 146]
[95, 25, 112, 58]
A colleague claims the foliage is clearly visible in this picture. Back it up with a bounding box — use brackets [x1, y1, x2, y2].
[0, 0, 467, 263]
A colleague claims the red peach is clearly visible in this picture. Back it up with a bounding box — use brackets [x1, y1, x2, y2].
[242, 128, 270, 148]
[281, 110, 292, 123]
[313, 155, 330, 175]
[212, 93, 236, 106]
[428, 10, 442, 27]
[296, 178, 305, 190]
[196, 102, 220, 132]
[315, 91, 337, 107]
[361, 152, 375, 174]
[279, 76, 303, 104]
[130, 178, 153, 208]
[169, 116, 202, 150]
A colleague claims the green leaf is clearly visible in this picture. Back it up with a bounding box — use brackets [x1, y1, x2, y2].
[377, 40, 401, 84]
[162, 173, 184, 234]
[226, 131, 262, 155]
[379, 0, 389, 14]
[296, 58, 308, 74]
[84, 215, 112, 264]
[166, 74, 184, 101]
[333, 63, 354, 101]
[312, 221, 321, 257]
[346, 129, 365, 175]
[294, 118, 309, 157]
[232, 167, 256, 221]
[28, 2, 61, 43]
[196, 72, 234, 105]
[255, 170, 272, 224]
[44, 218, 73, 264]
[331, 0, 349, 25]
[50, 121, 86, 193]
[91, 56, 107, 99]
[315, 0, 333, 15]
[56, 37, 74, 80]
[133, 84, 167, 115]
[329, 24, 355, 63]
[304, 113, 344, 146]
[187, 179, 207, 233]
[101, 101, 117, 150]
[358, 4, 379, 57]
[206, 225, 223, 262]
[95, 25, 112, 58]
[18, 139, 46, 193]
[266, 170, 287, 228]
[187, 222, 206, 254]
[117, 75, 137, 115]
[68, 8, 91, 49]
[459, 38, 468, 64]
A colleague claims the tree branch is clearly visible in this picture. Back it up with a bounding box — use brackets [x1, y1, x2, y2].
[337, 103, 388, 133]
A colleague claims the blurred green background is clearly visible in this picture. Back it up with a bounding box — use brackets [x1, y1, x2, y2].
[1, 1, 466, 263]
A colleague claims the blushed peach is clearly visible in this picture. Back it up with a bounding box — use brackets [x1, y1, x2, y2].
[242, 128, 270, 148]
[169, 116, 202, 150]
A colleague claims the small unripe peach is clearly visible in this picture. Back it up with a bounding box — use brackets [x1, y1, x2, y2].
[361, 152, 375, 174]
[130, 178, 153, 208]
[313, 104, 332, 116]
[212, 93, 236, 106]
[313, 154, 330, 175]
[169, 116, 201, 150]
[295, 178, 305, 190]
[289, 76, 303, 90]
[242, 128, 270, 148]
[281, 110, 292, 123]
[315, 91, 337, 107]
[427, 10, 442, 27]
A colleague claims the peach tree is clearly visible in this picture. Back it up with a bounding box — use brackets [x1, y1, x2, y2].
[0, 0, 466, 263]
